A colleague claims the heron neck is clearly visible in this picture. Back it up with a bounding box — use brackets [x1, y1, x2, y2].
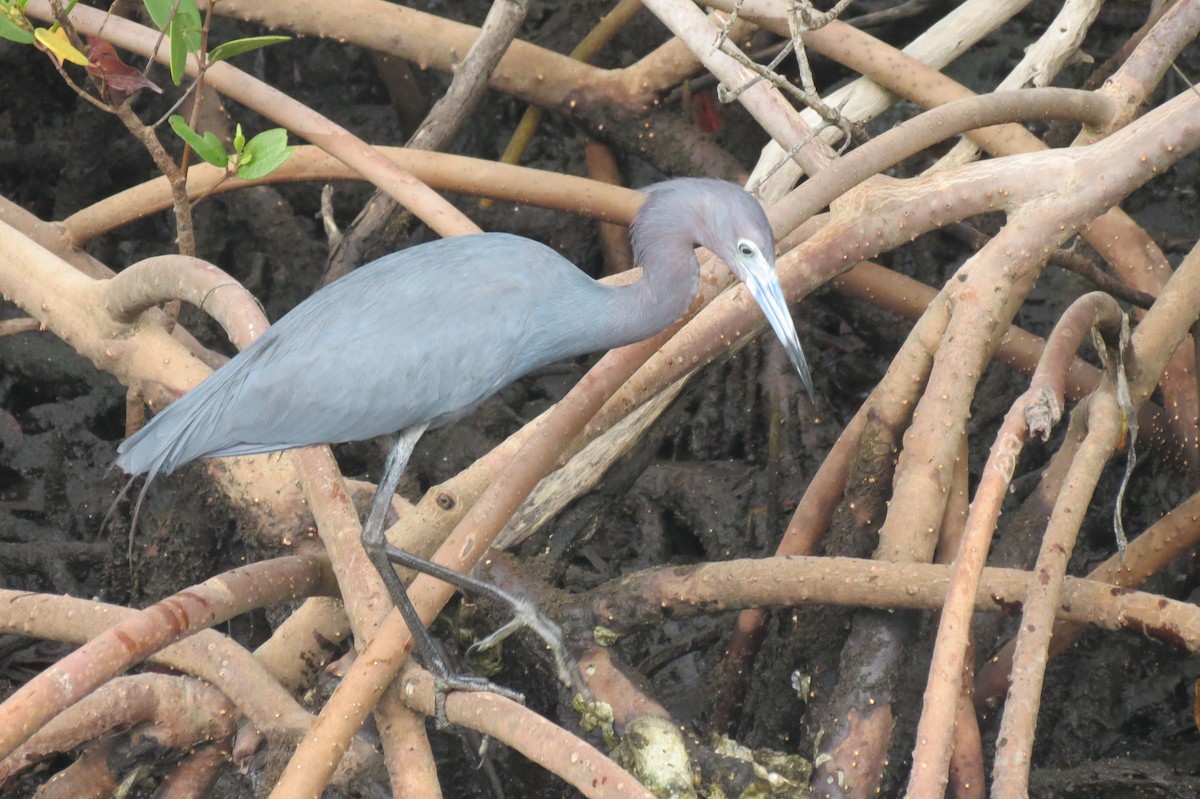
[602, 233, 700, 349]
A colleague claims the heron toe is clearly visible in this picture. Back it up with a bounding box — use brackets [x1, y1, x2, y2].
[430, 672, 525, 730]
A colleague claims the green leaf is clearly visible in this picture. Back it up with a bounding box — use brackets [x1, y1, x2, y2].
[142, 0, 201, 41]
[141, 0, 173, 31]
[176, 0, 203, 52]
[148, 0, 200, 83]
[236, 128, 293, 181]
[168, 15, 187, 84]
[168, 115, 228, 168]
[141, 0, 179, 31]
[233, 123, 245, 155]
[209, 35, 290, 64]
[0, 9, 34, 44]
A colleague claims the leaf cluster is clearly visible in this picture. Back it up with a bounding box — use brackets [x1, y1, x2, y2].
[0, 0, 294, 181]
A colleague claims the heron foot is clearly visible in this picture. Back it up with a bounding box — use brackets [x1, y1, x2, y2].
[465, 594, 584, 696]
[428, 669, 525, 729]
[383, 544, 588, 699]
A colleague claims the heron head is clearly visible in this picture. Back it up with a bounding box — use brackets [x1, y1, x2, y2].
[633, 179, 815, 399]
[700, 183, 815, 400]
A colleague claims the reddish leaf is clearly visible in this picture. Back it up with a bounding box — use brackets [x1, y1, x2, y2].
[86, 37, 162, 106]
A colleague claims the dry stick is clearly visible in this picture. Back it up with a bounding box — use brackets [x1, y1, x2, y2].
[977, 487, 1200, 699]
[496, 0, 643, 169]
[579, 556, 1200, 647]
[710, 86, 1123, 729]
[723, 0, 1036, 195]
[585, 140, 634, 276]
[0, 194, 228, 370]
[27, 0, 478, 239]
[931, 0, 1105, 171]
[904, 293, 1124, 799]
[31, 738, 116, 799]
[976, 234, 1200, 702]
[156, 743, 228, 799]
[62, 147, 642, 244]
[375, 693, 441, 799]
[110, 103, 196, 258]
[401, 667, 657, 799]
[827, 0, 1200, 466]
[768, 88, 1116, 232]
[643, 0, 834, 178]
[214, 0, 629, 109]
[2, 675, 235, 785]
[284, 447, 426, 794]
[327, 0, 530, 282]
[103, 255, 268, 349]
[934, 436, 986, 799]
[578, 643, 674, 725]
[991, 390, 1122, 798]
[0, 318, 41, 337]
[793, 92, 1199, 795]
[0, 592, 323, 755]
[252, 597, 350, 694]
[745, 3, 1200, 467]
[0, 556, 333, 760]
[269, 334, 676, 798]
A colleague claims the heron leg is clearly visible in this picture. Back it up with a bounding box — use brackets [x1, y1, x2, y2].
[361, 423, 524, 726]
[381, 542, 583, 695]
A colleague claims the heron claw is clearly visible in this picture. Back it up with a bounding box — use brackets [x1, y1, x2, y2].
[380, 542, 588, 698]
[466, 596, 585, 697]
[431, 672, 525, 729]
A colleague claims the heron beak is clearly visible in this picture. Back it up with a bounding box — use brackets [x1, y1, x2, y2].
[736, 251, 815, 399]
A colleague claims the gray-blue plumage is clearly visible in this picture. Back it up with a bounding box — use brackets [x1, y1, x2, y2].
[118, 234, 630, 477]
[114, 177, 814, 708]
[117, 178, 812, 481]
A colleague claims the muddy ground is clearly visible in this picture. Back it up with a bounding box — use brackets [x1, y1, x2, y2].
[2, 1, 1200, 797]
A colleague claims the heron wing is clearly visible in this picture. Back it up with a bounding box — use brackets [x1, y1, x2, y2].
[117, 233, 610, 477]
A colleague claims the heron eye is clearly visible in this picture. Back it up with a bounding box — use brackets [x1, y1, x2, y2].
[738, 242, 755, 257]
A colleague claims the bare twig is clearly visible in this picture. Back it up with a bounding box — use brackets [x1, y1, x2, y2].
[325, 0, 530, 282]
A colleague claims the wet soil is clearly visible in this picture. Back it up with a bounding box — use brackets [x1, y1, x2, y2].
[2, 2, 1200, 797]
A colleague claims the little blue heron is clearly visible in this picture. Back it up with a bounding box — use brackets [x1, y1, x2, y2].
[116, 177, 813, 708]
